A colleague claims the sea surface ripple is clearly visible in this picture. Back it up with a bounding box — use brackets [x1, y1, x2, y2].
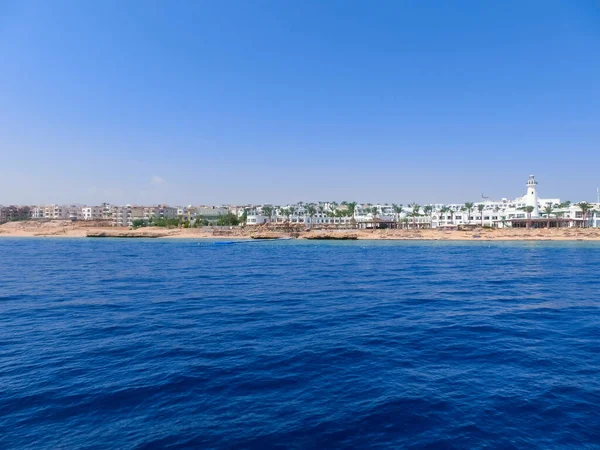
[1, 239, 600, 449]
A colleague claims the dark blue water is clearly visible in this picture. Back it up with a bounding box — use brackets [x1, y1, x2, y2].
[1, 239, 600, 449]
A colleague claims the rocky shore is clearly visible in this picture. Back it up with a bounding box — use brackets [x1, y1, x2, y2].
[3, 220, 600, 241]
[86, 230, 168, 238]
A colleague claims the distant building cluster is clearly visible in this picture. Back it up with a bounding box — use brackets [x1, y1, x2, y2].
[2, 176, 600, 228]
[0, 203, 236, 227]
[245, 176, 600, 229]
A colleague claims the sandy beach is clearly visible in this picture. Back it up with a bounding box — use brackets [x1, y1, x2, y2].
[2, 220, 600, 241]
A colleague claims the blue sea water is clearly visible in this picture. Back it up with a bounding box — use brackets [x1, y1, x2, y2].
[1, 238, 600, 449]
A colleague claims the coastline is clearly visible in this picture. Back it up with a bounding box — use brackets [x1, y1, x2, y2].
[2, 221, 600, 241]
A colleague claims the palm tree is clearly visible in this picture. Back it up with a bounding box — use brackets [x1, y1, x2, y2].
[285, 207, 294, 224]
[500, 215, 507, 228]
[477, 204, 485, 226]
[422, 205, 433, 228]
[408, 203, 420, 229]
[448, 207, 455, 225]
[577, 202, 592, 228]
[559, 200, 571, 209]
[316, 204, 325, 226]
[261, 206, 273, 225]
[393, 204, 404, 228]
[369, 206, 378, 230]
[464, 202, 474, 225]
[345, 201, 357, 217]
[241, 208, 250, 226]
[305, 204, 317, 229]
[543, 205, 554, 228]
[343, 201, 357, 229]
[459, 207, 467, 225]
[439, 206, 449, 227]
[521, 206, 535, 228]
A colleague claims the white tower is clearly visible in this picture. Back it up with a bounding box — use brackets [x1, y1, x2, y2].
[525, 175, 539, 217]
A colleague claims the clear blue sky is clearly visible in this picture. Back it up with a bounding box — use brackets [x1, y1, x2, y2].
[1, 0, 599, 206]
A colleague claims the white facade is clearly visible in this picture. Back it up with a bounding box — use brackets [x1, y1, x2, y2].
[425, 175, 592, 228]
[81, 206, 104, 220]
[246, 204, 354, 227]
[111, 205, 132, 227]
[30, 207, 45, 219]
[246, 214, 268, 225]
[143, 206, 177, 220]
[41, 204, 83, 220]
[12, 175, 600, 228]
[244, 175, 599, 229]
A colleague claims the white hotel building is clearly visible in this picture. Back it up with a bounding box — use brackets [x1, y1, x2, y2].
[246, 176, 599, 228]
[426, 175, 598, 228]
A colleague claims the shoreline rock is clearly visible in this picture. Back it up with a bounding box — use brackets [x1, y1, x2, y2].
[302, 233, 358, 240]
[86, 231, 168, 238]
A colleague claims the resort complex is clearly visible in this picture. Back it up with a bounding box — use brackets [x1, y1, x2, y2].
[2, 176, 600, 229]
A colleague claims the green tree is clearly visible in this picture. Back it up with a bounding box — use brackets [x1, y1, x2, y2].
[543, 205, 554, 228]
[500, 215, 507, 228]
[439, 206, 449, 227]
[448, 207, 455, 225]
[392, 204, 404, 228]
[167, 218, 180, 228]
[559, 200, 571, 209]
[422, 205, 433, 228]
[261, 206, 274, 225]
[217, 212, 240, 226]
[240, 209, 248, 226]
[278, 208, 287, 222]
[153, 217, 167, 227]
[521, 206, 535, 228]
[193, 215, 207, 227]
[477, 204, 485, 226]
[132, 219, 146, 229]
[345, 202, 357, 218]
[464, 202, 474, 225]
[408, 203, 420, 229]
[305, 204, 317, 229]
[577, 201, 592, 228]
[317, 205, 325, 225]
